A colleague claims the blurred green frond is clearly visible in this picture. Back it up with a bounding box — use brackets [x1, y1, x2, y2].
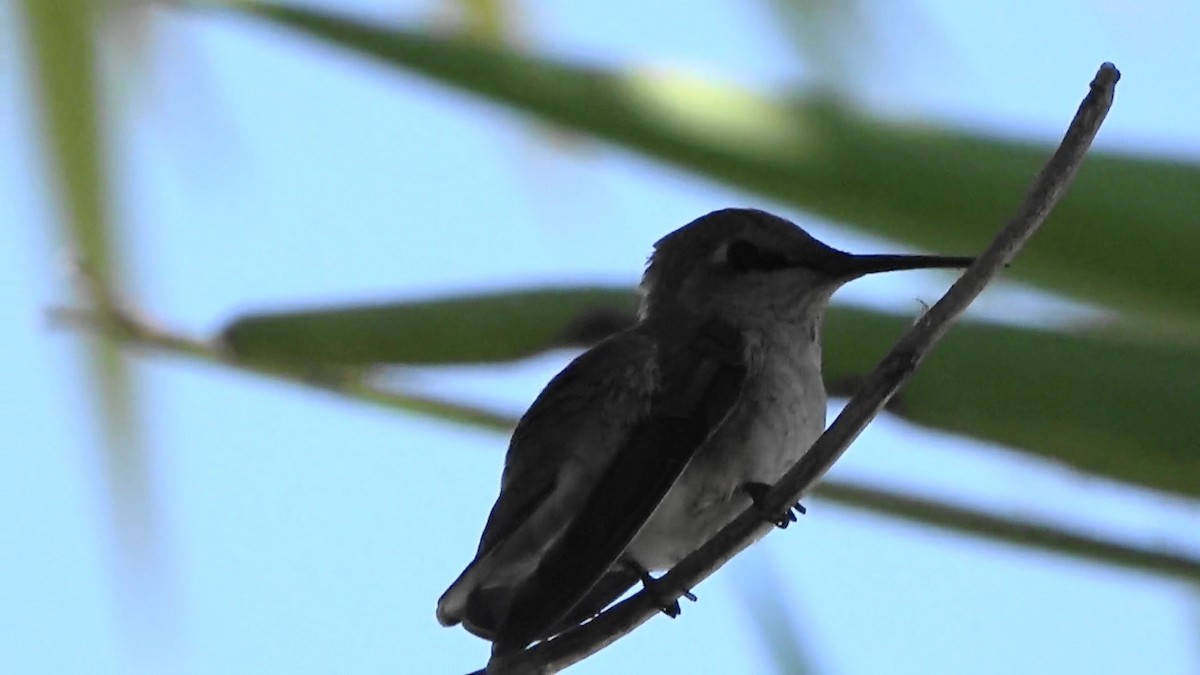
[222, 287, 637, 365]
[208, 2, 1200, 345]
[218, 287, 1200, 498]
[17, 0, 163, 647]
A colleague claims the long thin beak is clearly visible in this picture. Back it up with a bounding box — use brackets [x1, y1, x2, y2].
[823, 253, 975, 280]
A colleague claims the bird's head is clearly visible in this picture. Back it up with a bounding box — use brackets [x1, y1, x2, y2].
[640, 208, 973, 328]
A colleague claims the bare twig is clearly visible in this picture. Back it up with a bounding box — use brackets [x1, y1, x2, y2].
[492, 62, 1121, 675]
[49, 306, 517, 431]
[813, 481, 1200, 581]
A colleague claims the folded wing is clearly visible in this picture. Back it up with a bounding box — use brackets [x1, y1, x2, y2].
[496, 318, 747, 649]
[436, 330, 661, 636]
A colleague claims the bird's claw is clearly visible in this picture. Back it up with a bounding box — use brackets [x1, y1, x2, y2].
[655, 586, 698, 618]
[772, 501, 806, 529]
[625, 561, 696, 619]
[744, 482, 806, 529]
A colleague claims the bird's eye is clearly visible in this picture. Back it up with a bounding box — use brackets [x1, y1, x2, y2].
[725, 239, 790, 273]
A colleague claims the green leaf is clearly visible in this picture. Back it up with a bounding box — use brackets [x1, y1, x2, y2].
[221, 287, 638, 364]
[19, 0, 164, 630]
[17, 0, 148, 512]
[204, 2, 1200, 342]
[20, 0, 114, 275]
[824, 309, 1200, 498]
[217, 286, 1200, 498]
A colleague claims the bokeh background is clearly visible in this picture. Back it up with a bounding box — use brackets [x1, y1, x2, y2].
[3, 1, 1199, 673]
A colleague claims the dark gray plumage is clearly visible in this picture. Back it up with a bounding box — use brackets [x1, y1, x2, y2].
[436, 208, 973, 650]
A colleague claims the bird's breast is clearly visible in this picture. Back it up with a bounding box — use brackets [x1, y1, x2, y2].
[627, 337, 826, 570]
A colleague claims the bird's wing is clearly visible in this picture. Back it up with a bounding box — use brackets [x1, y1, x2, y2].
[437, 330, 661, 633]
[495, 317, 747, 649]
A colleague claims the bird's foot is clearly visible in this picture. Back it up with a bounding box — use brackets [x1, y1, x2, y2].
[744, 482, 806, 529]
[624, 561, 696, 618]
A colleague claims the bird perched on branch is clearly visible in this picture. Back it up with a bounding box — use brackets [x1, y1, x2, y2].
[436, 208, 972, 653]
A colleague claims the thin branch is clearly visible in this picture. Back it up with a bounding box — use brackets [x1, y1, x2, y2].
[49, 306, 517, 432]
[812, 481, 1200, 581]
[493, 63, 1122, 675]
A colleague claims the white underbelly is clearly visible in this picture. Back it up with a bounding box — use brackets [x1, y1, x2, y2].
[624, 366, 825, 571]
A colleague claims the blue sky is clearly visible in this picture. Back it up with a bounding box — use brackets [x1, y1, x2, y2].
[2, 1, 1199, 673]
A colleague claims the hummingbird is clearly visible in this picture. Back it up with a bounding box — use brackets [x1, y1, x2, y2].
[436, 208, 972, 652]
